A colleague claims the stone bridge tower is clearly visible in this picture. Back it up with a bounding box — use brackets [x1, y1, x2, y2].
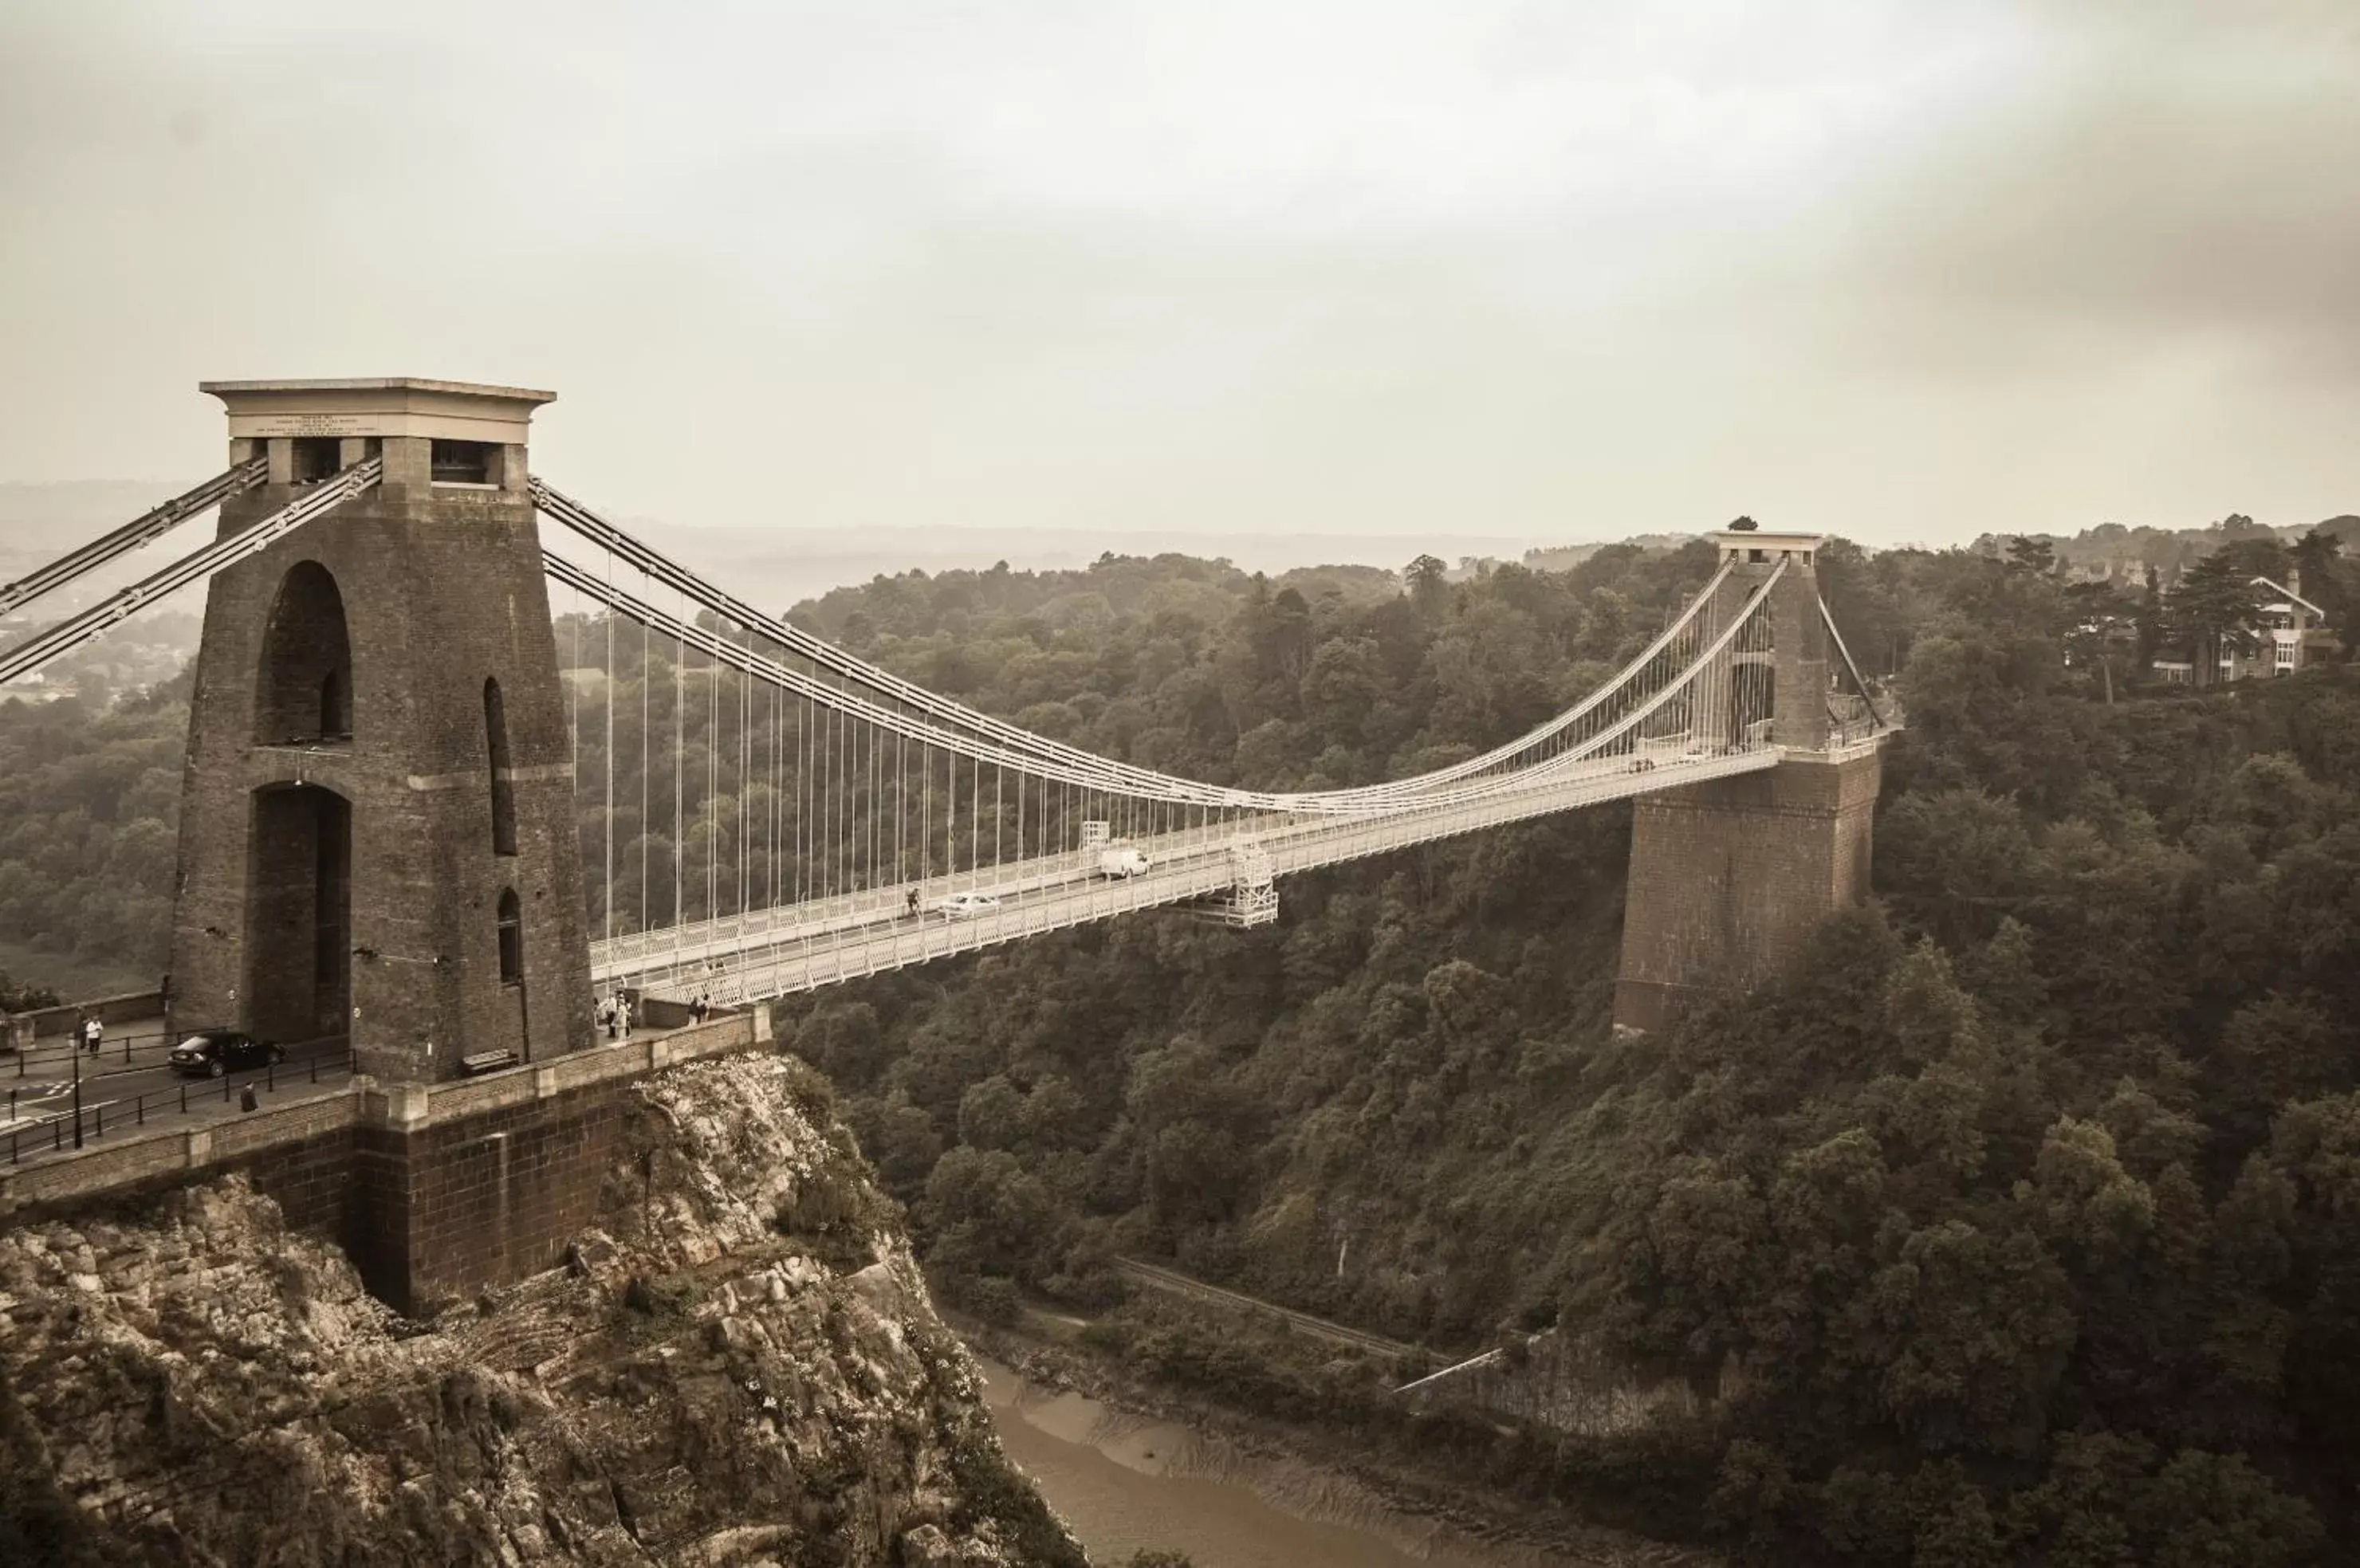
[1612, 527, 1883, 1032]
[168, 379, 594, 1082]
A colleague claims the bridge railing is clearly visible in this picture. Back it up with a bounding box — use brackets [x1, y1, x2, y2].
[2, 1043, 355, 1168]
[1827, 714, 1881, 749]
[7, 1020, 176, 1077]
[627, 742, 1789, 1004]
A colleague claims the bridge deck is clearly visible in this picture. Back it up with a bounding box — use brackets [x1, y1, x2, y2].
[594, 743, 1783, 1004]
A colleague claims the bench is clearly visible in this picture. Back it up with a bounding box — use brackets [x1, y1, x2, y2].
[458, 1049, 521, 1076]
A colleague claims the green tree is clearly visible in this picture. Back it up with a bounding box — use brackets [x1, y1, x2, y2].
[2287, 527, 2348, 645]
[2166, 548, 2265, 686]
[1404, 553, 1450, 624]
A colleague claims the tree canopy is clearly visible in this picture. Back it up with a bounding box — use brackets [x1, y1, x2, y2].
[6, 525, 2357, 1562]
[770, 540, 2357, 1563]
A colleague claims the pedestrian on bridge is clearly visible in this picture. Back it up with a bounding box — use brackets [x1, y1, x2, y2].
[81, 1014, 103, 1056]
[600, 996, 617, 1040]
[618, 995, 634, 1039]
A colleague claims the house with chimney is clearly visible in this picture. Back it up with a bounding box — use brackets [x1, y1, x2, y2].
[2153, 572, 2338, 684]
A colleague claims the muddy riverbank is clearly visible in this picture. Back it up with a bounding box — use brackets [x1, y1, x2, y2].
[967, 1325, 1719, 1568]
[979, 1354, 1573, 1566]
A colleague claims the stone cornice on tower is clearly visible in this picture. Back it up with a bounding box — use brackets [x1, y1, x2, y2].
[200, 378, 554, 445]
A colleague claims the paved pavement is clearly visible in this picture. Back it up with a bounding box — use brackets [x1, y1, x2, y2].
[5, 1011, 176, 1083]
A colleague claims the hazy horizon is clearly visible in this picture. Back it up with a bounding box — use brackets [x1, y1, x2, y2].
[4, 2, 2357, 551]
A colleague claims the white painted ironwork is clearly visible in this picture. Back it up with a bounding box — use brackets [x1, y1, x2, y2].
[0, 460, 382, 686]
[0, 457, 268, 619]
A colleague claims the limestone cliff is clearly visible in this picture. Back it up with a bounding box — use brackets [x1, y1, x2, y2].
[0, 1053, 1087, 1567]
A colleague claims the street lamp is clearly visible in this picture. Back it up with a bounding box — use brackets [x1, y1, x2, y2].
[69, 1020, 83, 1149]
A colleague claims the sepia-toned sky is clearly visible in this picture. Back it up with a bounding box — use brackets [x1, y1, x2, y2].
[2, 0, 2355, 548]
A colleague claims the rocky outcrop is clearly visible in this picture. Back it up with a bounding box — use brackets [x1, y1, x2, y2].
[0, 1054, 1085, 1566]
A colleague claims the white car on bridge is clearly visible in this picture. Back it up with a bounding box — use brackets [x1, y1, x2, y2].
[933, 892, 1002, 918]
[1097, 845, 1150, 878]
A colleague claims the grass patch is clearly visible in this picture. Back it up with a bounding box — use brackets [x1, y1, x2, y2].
[0, 941, 149, 1006]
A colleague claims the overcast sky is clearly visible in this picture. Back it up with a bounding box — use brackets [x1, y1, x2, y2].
[2, 0, 2355, 548]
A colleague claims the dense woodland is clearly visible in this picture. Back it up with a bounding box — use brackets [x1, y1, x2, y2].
[777, 529, 2360, 1566]
[2, 525, 2358, 1562]
[0, 677, 183, 999]
[1982, 512, 2360, 591]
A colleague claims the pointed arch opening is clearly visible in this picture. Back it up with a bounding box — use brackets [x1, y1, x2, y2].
[485, 678, 517, 855]
[496, 887, 523, 984]
[256, 561, 352, 744]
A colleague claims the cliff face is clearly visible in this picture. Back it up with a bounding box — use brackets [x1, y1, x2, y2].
[0, 1053, 1085, 1567]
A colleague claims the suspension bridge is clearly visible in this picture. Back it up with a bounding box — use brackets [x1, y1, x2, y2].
[541, 473, 1892, 1005]
[0, 378, 1887, 1306]
[2, 382, 1887, 1020]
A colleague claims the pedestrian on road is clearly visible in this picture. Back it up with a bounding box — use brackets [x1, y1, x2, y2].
[82, 1016, 103, 1056]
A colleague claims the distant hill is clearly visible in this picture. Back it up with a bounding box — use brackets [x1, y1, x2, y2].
[612, 520, 1540, 611]
[1520, 533, 1695, 572]
[1973, 512, 2356, 584]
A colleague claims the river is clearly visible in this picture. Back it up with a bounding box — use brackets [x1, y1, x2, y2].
[977, 1357, 1573, 1567]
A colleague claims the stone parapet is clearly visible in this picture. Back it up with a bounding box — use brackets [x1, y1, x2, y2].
[0, 1087, 361, 1220]
[6, 991, 166, 1044]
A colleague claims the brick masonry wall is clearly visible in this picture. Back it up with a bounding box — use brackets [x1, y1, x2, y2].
[168, 437, 595, 1085]
[234, 1124, 360, 1239]
[352, 1080, 635, 1313]
[1614, 748, 1883, 1032]
[356, 1010, 762, 1312]
[13, 992, 166, 1042]
[3, 1011, 765, 1315]
[0, 1090, 360, 1236]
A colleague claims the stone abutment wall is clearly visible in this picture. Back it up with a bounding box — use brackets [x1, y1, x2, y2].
[0, 1011, 765, 1315]
[1614, 746, 1882, 1033]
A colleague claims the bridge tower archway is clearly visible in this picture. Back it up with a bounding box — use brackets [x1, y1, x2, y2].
[254, 560, 352, 744]
[246, 781, 352, 1043]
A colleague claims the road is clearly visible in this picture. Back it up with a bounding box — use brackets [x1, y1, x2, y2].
[1112, 1257, 1416, 1362]
[2, 1036, 353, 1167]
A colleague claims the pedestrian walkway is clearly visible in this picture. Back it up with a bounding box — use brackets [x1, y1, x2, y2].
[4, 1009, 174, 1083]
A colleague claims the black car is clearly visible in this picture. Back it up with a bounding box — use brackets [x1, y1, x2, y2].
[167, 1030, 285, 1078]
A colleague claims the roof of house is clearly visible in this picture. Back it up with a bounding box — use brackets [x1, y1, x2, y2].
[2252, 576, 2326, 617]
